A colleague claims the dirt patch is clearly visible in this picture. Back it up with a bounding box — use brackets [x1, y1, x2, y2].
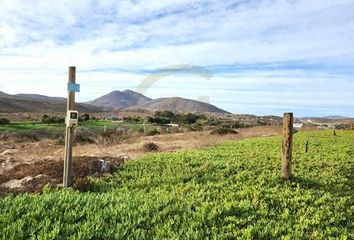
[0, 156, 126, 195]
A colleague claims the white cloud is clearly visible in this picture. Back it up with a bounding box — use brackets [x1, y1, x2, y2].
[0, 0, 354, 116]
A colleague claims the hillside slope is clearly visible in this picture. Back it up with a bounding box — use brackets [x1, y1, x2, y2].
[88, 90, 152, 110]
[0, 91, 9, 97]
[129, 97, 229, 113]
[14, 94, 66, 102]
[0, 95, 100, 113]
[0, 90, 229, 114]
[88, 90, 229, 113]
[1, 131, 353, 239]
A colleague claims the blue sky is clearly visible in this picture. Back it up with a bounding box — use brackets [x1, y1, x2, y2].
[0, 0, 354, 116]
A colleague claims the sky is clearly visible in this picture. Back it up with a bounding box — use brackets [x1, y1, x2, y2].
[0, 0, 354, 117]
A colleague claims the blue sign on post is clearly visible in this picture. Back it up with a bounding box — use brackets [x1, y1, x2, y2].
[68, 83, 80, 92]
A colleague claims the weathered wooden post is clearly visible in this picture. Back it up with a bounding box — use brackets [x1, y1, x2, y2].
[305, 140, 309, 153]
[281, 112, 293, 180]
[63, 66, 78, 187]
[144, 119, 146, 135]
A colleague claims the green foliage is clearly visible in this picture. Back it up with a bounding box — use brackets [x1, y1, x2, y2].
[0, 118, 10, 125]
[174, 113, 205, 125]
[0, 131, 353, 239]
[0, 120, 154, 142]
[41, 115, 65, 124]
[151, 111, 206, 126]
[124, 116, 142, 123]
[147, 116, 171, 125]
[0, 121, 63, 132]
[155, 110, 175, 119]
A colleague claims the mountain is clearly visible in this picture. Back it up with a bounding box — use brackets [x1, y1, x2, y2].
[300, 116, 351, 120]
[0, 92, 100, 113]
[298, 116, 354, 125]
[0, 91, 9, 97]
[88, 90, 229, 113]
[0, 89, 229, 114]
[128, 97, 229, 114]
[88, 90, 152, 110]
[323, 116, 352, 120]
[15, 94, 66, 101]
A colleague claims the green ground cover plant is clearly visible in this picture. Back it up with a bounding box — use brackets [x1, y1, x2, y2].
[0, 130, 353, 239]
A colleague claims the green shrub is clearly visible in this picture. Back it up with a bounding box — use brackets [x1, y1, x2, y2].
[41, 115, 64, 124]
[147, 116, 171, 125]
[0, 118, 10, 125]
[155, 110, 175, 119]
[124, 116, 142, 123]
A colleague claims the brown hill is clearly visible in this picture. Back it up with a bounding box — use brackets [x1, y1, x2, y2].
[0, 94, 100, 113]
[128, 97, 229, 114]
[88, 90, 152, 110]
[0, 91, 10, 97]
[0, 90, 229, 114]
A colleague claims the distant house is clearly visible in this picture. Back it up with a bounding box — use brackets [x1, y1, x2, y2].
[293, 123, 304, 129]
[165, 123, 179, 127]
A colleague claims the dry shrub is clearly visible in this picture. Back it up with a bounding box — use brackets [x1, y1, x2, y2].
[73, 177, 94, 192]
[54, 132, 65, 146]
[169, 127, 183, 134]
[14, 131, 41, 142]
[0, 131, 13, 141]
[75, 127, 95, 144]
[9, 129, 62, 143]
[143, 142, 159, 152]
[54, 137, 65, 145]
[210, 128, 238, 135]
[98, 128, 128, 145]
[145, 129, 160, 136]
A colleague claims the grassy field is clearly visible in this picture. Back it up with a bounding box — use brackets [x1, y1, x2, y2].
[0, 120, 152, 133]
[0, 130, 353, 239]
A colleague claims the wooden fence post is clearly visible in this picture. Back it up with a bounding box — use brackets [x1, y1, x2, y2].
[63, 66, 76, 187]
[305, 140, 309, 153]
[281, 112, 293, 180]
